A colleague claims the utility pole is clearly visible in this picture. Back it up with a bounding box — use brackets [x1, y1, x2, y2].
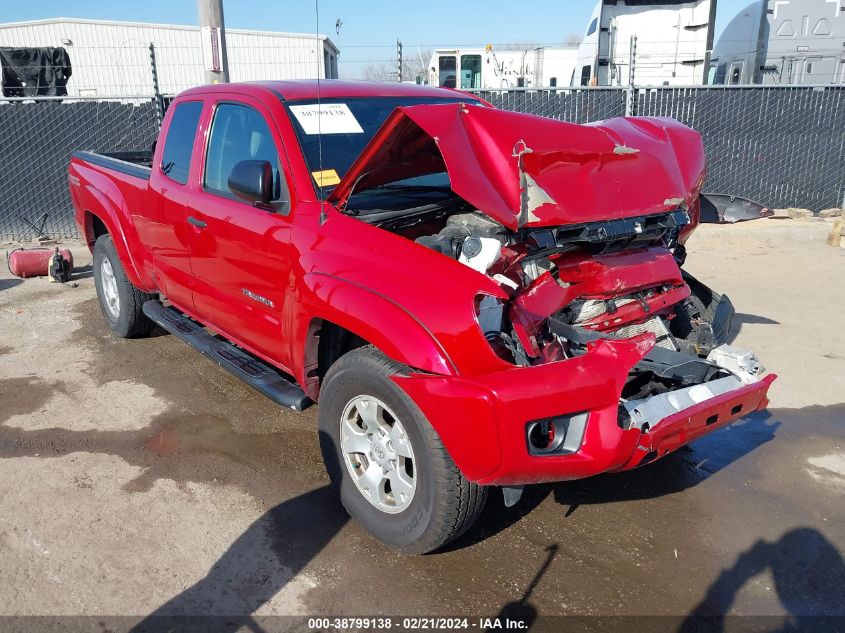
[703, 0, 718, 84]
[396, 39, 403, 83]
[197, 0, 230, 83]
[149, 43, 163, 127]
[626, 35, 637, 116]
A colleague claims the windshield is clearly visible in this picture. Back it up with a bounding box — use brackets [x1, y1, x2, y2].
[284, 95, 476, 198]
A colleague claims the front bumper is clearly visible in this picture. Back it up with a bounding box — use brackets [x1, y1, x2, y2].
[392, 335, 775, 486]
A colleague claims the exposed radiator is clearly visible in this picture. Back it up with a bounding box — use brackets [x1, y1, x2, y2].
[614, 317, 678, 350]
[570, 297, 636, 323]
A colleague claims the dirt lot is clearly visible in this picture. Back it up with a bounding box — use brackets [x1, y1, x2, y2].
[1, 220, 843, 627]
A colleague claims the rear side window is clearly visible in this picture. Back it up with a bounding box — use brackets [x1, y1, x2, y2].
[160, 101, 203, 185]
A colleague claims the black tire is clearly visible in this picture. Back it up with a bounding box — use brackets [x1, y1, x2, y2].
[93, 235, 157, 338]
[318, 346, 487, 554]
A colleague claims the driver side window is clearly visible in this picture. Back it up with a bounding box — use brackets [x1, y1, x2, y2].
[204, 103, 285, 201]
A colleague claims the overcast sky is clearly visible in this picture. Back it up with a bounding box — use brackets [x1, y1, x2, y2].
[4, 0, 752, 78]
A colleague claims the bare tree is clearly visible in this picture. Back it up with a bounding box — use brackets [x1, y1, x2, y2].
[362, 63, 395, 82]
[403, 48, 432, 83]
[361, 49, 432, 83]
[496, 42, 544, 51]
[565, 33, 583, 47]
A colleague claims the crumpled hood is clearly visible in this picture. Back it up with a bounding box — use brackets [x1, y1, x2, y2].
[329, 102, 706, 231]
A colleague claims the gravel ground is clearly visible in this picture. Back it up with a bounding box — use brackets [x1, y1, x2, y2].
[0, 220, 843, 628]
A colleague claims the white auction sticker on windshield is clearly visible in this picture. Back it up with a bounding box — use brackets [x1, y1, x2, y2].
[289, 103, 364, 135]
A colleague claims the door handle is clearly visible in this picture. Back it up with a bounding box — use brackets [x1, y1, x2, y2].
[187, 216, 207, 229]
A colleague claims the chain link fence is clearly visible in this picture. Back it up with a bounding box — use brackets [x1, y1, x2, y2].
[475, 88, 628, 124]
[0, 96, 160, 241]
[1, 85, 844, 242]
[474, 85, 845, 212]
[632, 85, 845, 212]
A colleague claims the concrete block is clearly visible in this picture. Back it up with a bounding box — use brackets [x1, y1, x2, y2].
[828, 219, 844, 247]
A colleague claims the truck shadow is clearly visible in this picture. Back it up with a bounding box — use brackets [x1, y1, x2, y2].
[679, 527, 845, 632]
[128, 432, 348, 630]
[551, 409, 780, 516]
[448, 409, 780, 550]
[725, 312, 780, 344]
[69, 263, 94, 280]
[0, 278, 23, 291]
[129, 489, 347, 632]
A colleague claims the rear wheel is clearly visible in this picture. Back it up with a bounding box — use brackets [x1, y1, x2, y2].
[318, 346, 487, 554]
[93, 235, 156, 338]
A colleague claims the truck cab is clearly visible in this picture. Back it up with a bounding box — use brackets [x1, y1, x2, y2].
[429, 47, 577, 90]
[572, 0, 715, 86]
[431, 49, 483, 89]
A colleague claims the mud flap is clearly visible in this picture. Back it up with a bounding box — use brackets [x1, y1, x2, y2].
[502, 486, 524, 507]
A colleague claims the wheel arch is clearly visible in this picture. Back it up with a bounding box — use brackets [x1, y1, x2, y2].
[79, 182, 152, 290]
[82, 211, 110, 247]
[296, 273, 458, 401]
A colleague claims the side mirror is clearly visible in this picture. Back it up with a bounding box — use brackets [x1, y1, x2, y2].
[228, 160, 273, 207]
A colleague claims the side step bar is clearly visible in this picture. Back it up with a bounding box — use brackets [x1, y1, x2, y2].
[143, 301, 312, 411]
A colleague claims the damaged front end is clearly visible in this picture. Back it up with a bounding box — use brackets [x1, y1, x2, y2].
[412, 205, 772, 456]
[389, 202, 775, 483]
[330, 101, 775, 484]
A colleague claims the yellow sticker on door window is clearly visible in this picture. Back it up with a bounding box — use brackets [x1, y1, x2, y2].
[312, 169, 341, 187]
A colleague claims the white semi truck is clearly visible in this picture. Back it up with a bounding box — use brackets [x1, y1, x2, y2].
[572, 0, 715, 86]
[427, 46, 578, 90]
[710, 0, 845, 85]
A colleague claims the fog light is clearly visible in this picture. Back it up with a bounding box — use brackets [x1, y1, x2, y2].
[526, 412, 588, 456]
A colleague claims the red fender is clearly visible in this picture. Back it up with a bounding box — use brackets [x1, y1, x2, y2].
[73, 162, 154, 290]
[292, 272, 457, 391]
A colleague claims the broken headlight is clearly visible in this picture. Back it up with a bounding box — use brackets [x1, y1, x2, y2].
[474, 294, 527, 365]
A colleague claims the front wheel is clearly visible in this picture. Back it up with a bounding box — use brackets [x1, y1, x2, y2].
[318, 347, 487, 554]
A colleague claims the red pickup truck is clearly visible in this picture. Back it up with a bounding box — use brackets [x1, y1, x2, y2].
[69, 81, 775, 554]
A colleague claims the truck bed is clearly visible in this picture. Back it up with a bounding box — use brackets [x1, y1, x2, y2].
[72, 150, 152, 180]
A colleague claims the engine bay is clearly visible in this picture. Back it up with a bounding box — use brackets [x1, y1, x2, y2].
[365, 200, 766, 431]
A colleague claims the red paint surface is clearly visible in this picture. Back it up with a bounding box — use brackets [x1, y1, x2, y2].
[69, 80, 774, 486]
[330, 103, 706, 230]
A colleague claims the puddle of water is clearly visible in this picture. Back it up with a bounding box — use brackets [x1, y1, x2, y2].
[0, 401, 318, 507]
[145, 428, 182, 456]
[0, 376, 63, 424]
[143, 412, 306, 466]
[807, 452, 845, 487]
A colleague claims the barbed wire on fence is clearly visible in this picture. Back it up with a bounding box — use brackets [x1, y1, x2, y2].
[5, 34, 845, 98]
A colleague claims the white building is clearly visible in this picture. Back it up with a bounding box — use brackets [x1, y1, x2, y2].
[0, 17, 339, 97]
